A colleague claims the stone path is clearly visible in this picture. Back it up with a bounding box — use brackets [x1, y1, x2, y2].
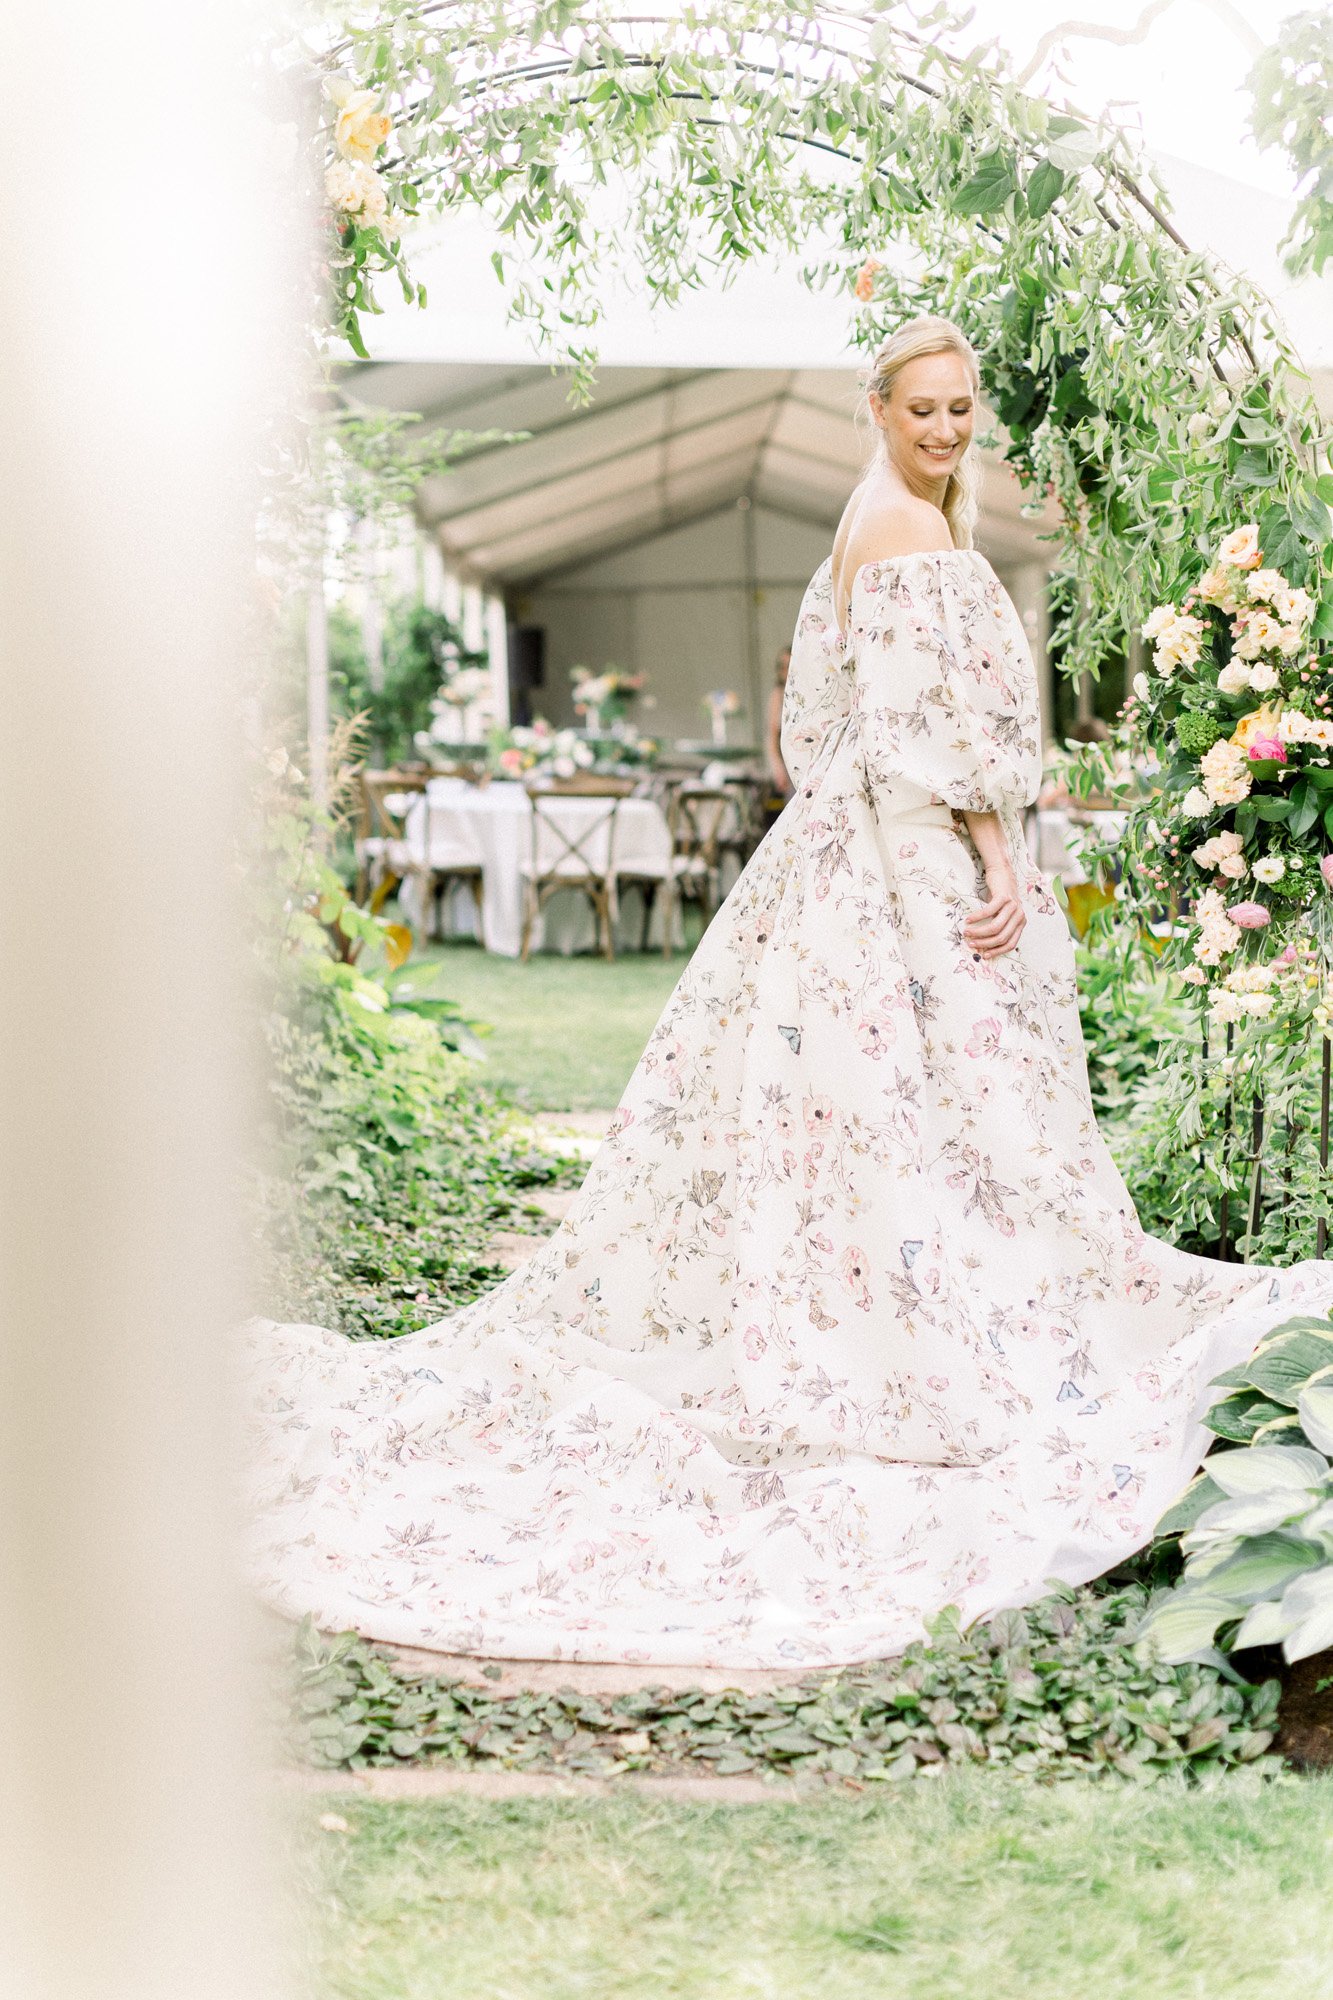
[280, 1765, 793, 1805]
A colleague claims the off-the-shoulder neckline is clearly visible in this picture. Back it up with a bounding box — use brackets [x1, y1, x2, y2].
[819, 545, 990, 637]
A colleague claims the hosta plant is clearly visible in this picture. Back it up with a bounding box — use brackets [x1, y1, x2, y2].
[1141, 1319, 1333, 1666]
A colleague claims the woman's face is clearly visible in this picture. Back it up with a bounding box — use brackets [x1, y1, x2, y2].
[869, 351, 976, 489]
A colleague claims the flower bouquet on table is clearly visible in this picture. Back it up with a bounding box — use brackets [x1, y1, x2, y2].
[487, 719, 660, 783]
[1130, 519, 1333, 1035]
[419, 665, 496, 750]
[570, 666, 646, 732]
[703, 688, 743, 748]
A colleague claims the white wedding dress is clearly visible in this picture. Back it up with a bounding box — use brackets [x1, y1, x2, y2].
[246, 547, 1333, 1667]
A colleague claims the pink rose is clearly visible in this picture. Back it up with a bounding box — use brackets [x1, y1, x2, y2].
[1322, 855, 1333, 891]
[1281, 943, 1299, 962]
[1247, 737, 1286, 763]
[1228, 901, 1271, 929]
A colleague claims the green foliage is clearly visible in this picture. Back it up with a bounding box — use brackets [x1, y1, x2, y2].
[1174, 711, 1221, 755]
[1247, 7, 1333, 281]
[310, 0, 1332, 689]
[1144, 1312, 1333, 1666]
[249, 735, 568, 1340]
[289, 1587, 1282, 1781]
[334, 597, 489, 766]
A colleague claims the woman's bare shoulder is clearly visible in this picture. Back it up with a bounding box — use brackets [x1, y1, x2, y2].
[845, 493, 953, 566]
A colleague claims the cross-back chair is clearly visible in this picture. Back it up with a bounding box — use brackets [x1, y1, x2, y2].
[519, 776, 636, 961]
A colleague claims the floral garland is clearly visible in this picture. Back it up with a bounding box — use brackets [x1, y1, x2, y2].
[1131, 522, 1333, 1034]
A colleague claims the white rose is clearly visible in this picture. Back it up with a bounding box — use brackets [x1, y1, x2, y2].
[1217, 661, 1252, 695]
[1247, 568, 1289, 606]
[1132, 672, 1150, 701]
[1273, 586, 1315, 628]
[1217, 852, 1248, 879]
[1247, 661, 1280, 691]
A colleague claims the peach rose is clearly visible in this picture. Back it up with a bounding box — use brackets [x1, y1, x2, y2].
[1216, 522, 1262, 570]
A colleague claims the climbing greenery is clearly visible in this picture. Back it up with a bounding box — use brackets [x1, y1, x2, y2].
[1246, 6, 1333, 282]
[311, 0, 1332, 688]
[288, 1587, 1284, 1782]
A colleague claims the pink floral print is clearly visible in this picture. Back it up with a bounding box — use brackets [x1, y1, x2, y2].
[244, 549, 1333, 1668]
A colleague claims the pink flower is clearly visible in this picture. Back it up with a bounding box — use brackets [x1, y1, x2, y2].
[1322, 855, 1333, 891]
[853, 256, 881, 301]
[498, 747, 525, 775]
[1228, 901, 1271, 929]
[1281, 943, 1299, 962]
[1247, 737, 1286, 762]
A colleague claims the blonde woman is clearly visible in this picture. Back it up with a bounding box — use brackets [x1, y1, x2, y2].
[247, 316, 1333, 1671]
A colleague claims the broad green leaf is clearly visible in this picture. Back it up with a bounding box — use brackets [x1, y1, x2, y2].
[953, 151, 1016, 215]
[1155, 1471, 1223, 1537]
[1204, 1390, 1290, 1442]
[1026, 159, 1064, 218]
[1191, 1491, 1317, 1539]
[1279, 1566, 1333, 1661]
[1232, 1598, 1294, 1649]
[1297, 1379, 1333, 1455]
[1046, 127, 1099, 171]
[1139, 1592, 1233, 1663]
[1208, 1444, 1329, 1497]
[1195, 1532, 1324, 1606]
[1243, 1329, 1333, 1406]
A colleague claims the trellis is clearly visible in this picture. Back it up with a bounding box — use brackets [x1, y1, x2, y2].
[311, 0, 1333, 1262]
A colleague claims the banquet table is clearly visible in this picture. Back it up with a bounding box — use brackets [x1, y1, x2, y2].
[399, 778, 681, 956]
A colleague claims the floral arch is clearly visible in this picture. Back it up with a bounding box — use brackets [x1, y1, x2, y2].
[311, 0, 1333, 1255]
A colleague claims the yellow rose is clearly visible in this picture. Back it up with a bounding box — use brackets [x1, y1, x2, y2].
[335, 89, 392, 163]
[1229, 702, 1284, 751]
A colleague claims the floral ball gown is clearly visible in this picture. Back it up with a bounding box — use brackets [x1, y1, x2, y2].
[247, 545, 1333, 1668]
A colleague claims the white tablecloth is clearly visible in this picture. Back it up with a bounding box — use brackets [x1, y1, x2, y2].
[400, 780, 679, 956]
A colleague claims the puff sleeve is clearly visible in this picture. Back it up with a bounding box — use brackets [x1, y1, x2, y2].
[849, 552, 1044, 815]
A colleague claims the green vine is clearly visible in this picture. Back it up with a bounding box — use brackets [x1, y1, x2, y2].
[289, 1587, 1283, 1783]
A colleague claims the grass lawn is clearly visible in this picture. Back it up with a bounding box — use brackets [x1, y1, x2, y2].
[414, 937, 695, 1112]
[294, 1774, 1333, 2000]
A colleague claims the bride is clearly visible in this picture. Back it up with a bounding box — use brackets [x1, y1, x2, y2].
[248, 314, 1333, 1668]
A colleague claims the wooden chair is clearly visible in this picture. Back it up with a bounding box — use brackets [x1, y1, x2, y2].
[669, 785, 733, 934]
[406, 790, 485, 942]
[355, 769, 428, 909]
[519, 777, 635, 962]
[615, 782, 733, 957]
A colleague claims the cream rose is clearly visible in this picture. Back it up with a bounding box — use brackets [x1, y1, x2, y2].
[1198, 565, 1240, 612]
[1246, 568, 1289, 606]
[1217, 661, 1252, 695]
[1216, 522, 1262, 570]
[1273, 585, 1315, 628]
[325, 159, 389, 225]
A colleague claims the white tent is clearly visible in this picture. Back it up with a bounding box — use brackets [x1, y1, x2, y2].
[335, 143, 1333, 746]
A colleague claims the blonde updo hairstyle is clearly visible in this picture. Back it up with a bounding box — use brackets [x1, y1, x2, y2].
[859, 314, 983, 552]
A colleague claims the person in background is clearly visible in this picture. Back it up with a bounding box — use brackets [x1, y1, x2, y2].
[766, 647, 793, 803]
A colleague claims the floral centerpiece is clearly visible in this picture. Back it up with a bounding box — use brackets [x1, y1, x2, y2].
[570, 665, 646, 732]
[1128, 520, 1333, 1034]
[417, 665, 496, 751]
[703, 688, 743, 748]
[491, 719, 658, 781]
